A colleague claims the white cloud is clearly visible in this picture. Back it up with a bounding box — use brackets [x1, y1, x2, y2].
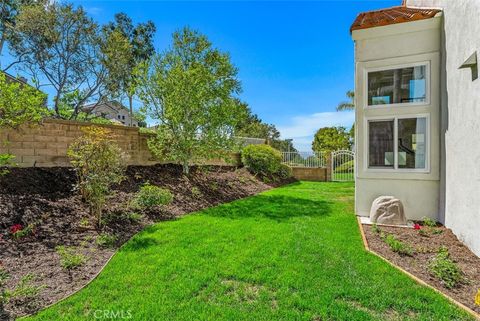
[85, 7, 102, 15]
[277, 111, 354, 151]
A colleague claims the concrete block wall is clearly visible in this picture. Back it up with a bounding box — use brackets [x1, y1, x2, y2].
[0, 119, 239, 167]
[291, 167, 328, 181]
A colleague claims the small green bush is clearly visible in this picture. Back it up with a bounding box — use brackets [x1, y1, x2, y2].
[384, 234, 413, 256]
[96, 233, 118, 248]
[133, 183, 173, 209]
[277, 164, 293, 179]
[67, 127, 126, 226]
[371, 223, 381, 234]
[428, 247, 464, 289]
[242, 144, 282, 176]
[241, 144, 292, 180]
[422, 217, 437, 228]
[191, 186, 202, 198]
[56, 246, 86, 270]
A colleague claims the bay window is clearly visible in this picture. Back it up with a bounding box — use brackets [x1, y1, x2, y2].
[368, 116, 428, 171]
[367, 63, 428, 107]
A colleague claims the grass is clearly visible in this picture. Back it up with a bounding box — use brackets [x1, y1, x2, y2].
[25, 182, 472, 321]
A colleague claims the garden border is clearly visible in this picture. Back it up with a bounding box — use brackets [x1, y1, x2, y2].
[17, 251, 118, 320]
[356, 217, 480, 320]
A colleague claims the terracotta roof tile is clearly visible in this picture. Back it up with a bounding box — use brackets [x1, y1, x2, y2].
[350, 6, 441, 33]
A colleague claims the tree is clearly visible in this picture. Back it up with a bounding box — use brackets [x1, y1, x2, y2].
[312, 126, 351, 154]
[0, 0, 45, 66]
[234, 101, 297, 152]
[336, 90, 355, 111]
[0, 72, 48, 173]
[102, 13, 156, 126]
[9, 3, 107, 118]
[138, 27, 244, 175]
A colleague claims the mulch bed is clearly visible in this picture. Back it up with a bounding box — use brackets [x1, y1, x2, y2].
[363, 223, 480, 315]
[0, 164, 294, 320]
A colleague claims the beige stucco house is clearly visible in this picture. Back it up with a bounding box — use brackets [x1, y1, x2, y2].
[82, 101, 139, 127]
[351, 1, 480, 256]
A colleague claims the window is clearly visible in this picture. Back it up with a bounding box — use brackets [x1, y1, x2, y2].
[368, 64, 427, 106]
[398, 118, 427, 169]
[368, 116, 428, 171]
[368, 120, 394, 168]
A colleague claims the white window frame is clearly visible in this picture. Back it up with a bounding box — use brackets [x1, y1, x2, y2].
[364, 113, 430, 173]
[364, 61, 431, 109]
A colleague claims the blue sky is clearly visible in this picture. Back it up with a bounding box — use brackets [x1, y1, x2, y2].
[10, 0, 400, 150]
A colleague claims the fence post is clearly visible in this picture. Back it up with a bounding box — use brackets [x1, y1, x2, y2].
[326, 152, 332, 182]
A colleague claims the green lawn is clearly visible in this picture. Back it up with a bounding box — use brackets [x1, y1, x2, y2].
[26, 182, 472, 321]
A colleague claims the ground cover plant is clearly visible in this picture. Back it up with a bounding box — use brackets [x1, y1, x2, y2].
[428, 247, 465, 289]
[0, 164, 279, 319]
[24, 182, 473, 320]
[364, 223, 480, 314]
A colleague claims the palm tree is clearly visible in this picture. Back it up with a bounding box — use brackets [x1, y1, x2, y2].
[336, 90, 355, 111]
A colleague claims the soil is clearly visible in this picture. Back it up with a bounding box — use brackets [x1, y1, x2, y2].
[363, 223, 480, 315]
[0, 165, 294, 320]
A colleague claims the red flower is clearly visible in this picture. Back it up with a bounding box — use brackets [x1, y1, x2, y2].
[10, 224, 23, 234]
[413, 223, 421, 230]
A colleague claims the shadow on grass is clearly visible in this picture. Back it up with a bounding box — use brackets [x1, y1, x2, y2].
[122, 236, 160, 252]
[202, 194, 332, 221]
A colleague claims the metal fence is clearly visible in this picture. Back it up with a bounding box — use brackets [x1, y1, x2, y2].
[331, 150, 355, 182]
[282, 151, 327, 168]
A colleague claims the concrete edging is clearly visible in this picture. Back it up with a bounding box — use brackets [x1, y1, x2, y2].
[356, 217, 480, 320]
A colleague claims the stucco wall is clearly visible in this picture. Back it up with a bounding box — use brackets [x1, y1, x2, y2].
[407, 0, 480, 256]
[352, 17, 442, 220]
[0, 119, 240, 168]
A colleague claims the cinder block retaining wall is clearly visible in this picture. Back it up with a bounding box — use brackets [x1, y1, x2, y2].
[0, 119, 240, 167]
[291, 167, 329, 182]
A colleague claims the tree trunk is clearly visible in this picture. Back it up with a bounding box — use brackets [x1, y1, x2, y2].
[182, 160, 189, 175]
[0, 33, 6, 69]
[128, 95, 133, 127]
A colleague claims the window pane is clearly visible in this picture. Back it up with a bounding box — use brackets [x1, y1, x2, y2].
[398, 118, 427, 169]
[368, 65, 426, 106]
[369, 120, 394, 168]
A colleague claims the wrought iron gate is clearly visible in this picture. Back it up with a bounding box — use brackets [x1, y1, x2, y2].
[331, 150, 355, 182]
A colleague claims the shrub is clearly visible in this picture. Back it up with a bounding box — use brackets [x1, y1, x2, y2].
[0, 153, 15, 176]
[277, 164, 293, 179]
[422, 217, 437, 228]
[67, 126, 126, 226]
[384, 234, 413, 256]
[133, 183, 173, 209]
[96, 233, 118, 248]
[371, 223, 381, 234]
[428, 247, 464, 289]
[10, 224, 34, 240]
[191, 186, 202, 198]
[56, 246, 86, 270]
[242, 144, 281, 176]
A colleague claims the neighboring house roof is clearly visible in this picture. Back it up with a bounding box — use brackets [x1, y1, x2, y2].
[82, 100, 129, 113]
[1, 70, 32, 87]
[350, 5, 441, 33]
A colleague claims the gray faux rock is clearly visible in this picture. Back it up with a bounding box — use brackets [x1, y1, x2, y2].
[370, 196, 406, 225]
